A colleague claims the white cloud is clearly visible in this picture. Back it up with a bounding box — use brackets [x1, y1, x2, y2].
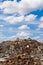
[18, 25, 30, 30]
[0, 0, 43, 25]
[19, 0, 43, 15]
[3, 14, 38, 24]
[16, 31, 30, 39]
[4, 16, 24, 24]
[3, 1, 19, 14]
[40, 16, 43, 21]
[0, 0, 43, 15]
[36, 16, 43, 30]
[0, 1, 19, 14]
[25, 14, 37, 22]
[38, 23, 43, 28]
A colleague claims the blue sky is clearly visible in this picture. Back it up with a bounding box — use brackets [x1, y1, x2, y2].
[0, 0, 43, 42]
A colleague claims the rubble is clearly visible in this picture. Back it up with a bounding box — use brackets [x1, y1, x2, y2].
[0, 38, 43, 65]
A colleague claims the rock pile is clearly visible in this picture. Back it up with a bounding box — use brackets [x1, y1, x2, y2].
[0, 38, 43, 65]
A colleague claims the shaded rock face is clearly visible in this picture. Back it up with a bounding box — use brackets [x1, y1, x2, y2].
[0, 38, 43, 65]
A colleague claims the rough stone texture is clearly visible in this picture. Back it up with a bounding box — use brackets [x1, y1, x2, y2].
[0, 38, 43, 65]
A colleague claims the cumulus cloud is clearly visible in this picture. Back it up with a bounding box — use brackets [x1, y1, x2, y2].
[38, 23, 43, 28]
[0, 0, 43, 15]
[18, 25, 30, 30]
[3, 1, 19, 14]
[4, 16, 24, 24]
[0, 1, 19, 14]
[3, 14, 37, 24]
[40, 16, 43, 22]
[19, 0, 43, 15]
[25, 14, 37, 22]
[36, 16, 43, 30]
[16, 31, 30, 39]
